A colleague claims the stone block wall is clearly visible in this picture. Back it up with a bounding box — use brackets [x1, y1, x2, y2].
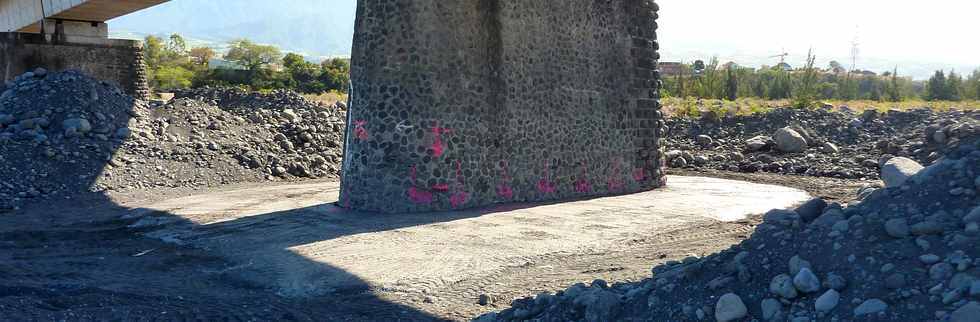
[341, 0, 664, 213]
[0, 32, 148, 99]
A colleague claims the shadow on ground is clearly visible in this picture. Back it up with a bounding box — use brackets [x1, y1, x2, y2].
[0, 85, 476, 321]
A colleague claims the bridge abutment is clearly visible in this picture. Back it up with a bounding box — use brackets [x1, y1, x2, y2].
[0, 32, 149, 99]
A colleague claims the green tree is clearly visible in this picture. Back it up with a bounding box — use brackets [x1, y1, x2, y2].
[224, 39, 282, 72]
[188, 47, 216, 67]
[887, 67, 902, 102]
[968, 69, 980, 100]
[791, 50, 818, 108]
[947, 71, 963, 101]
[283, 53, 328, 93]
[154, 66, 195, 90]
[320, 58, 351, 93]
[143, 35, 165, 70]
[926, 70, 948, 101]
[166, 34, 187, 58]
[768, 68, 792, 100]
[725, 65, 738, 101]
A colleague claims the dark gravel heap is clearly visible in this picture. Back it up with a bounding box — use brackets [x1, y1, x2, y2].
[478, 140, 980, 322]
[172, 86, 348, 178]
[0, 71, 346, 211]
[664, 107, 980, 181]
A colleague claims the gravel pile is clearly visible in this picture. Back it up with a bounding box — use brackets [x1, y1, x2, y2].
[664, 107, 980, 181]
[0, 70, 346, 211]
[479, 141, 980, 321]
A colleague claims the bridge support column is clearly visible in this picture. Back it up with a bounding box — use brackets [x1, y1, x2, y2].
[341, 0, 665, 213]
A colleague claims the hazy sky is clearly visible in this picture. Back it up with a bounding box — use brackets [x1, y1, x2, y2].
[111, 0, 976, 78]
[657, 0, 976, 68]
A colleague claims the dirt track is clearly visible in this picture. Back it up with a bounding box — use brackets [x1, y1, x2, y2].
[0, 172, 862, 321]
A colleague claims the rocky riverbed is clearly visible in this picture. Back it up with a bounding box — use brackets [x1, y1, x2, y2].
[663, 107, 979, 181]
[479, 123, 980, 321]
[0, 70, 347, 211]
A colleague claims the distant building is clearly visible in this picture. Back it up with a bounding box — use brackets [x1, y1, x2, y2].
[208, 58, 246, 70]
[658, 62, 684, 77]
[775, 62, 793, 71]
[854, 70, 878, 77]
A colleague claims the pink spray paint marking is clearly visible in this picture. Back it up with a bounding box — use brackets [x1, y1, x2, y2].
[574, 163, 592, 194]
[632, 168, 647, 182]
[607, 159, 625, 192]
[431, 125, 453, 157]
[449, 160, 469, 208]
[496, 160, 514, 200]
[537, 161, 558, 194]
[354, 120, 369, 141]
[407, 165, 434, 204]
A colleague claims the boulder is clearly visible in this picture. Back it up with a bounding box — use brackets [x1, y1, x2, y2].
[853, 299, 888, 316]
[696, 135, 713, 146]
[714, 293, 747, 322]
[880, 157, 923, 187]
[795, 198, 827, 222]
[951, 302, 980, 322]
[774, 127, 807, 153]
[63, 118, 92, 137]
[815, 289, 840, 312]
[745, 135, 770, 151]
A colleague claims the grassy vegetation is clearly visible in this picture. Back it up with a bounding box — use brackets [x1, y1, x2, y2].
[302, 90, 348, 106]
[662, 97, 980, 118]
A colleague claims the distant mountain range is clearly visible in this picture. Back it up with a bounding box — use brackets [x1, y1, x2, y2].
[109, 0, 972, 79]
[109, 0, 357, 59]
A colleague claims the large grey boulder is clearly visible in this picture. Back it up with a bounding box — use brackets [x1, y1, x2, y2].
[774, 127, 807, 153]
[880, 157, 924, 187]
[770, 274, 798, 299]
[951, 302, 980, 322]
[715, 293, 748, 322]
[745, 135, 771, 151]
[854, 298, 888, 316]
[815, 289, 840, 312]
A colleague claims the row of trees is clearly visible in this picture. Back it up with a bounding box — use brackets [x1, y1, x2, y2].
[143, 34, 350, 94]
[663, 57, 980, 103]
[925, 70, 980, 101]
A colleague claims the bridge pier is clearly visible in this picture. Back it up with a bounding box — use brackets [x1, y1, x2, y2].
[341, 0, 666, 213]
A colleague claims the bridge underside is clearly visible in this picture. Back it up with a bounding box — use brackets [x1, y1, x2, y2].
[2, 0, 167, 33]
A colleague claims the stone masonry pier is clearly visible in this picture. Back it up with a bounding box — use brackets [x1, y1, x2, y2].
[341, 0, 665, 213]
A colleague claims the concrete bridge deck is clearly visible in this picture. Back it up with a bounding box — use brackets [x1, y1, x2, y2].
[1, 0, 168, 33]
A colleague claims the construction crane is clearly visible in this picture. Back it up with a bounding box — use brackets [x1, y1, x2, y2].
[769, 52, 789, 64]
